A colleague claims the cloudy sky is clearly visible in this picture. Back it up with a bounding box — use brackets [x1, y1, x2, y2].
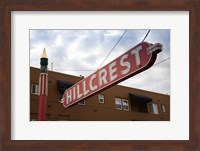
[30, 29, 170, 95]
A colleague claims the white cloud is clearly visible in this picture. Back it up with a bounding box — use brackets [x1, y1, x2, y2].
[30, 29, 170, 94]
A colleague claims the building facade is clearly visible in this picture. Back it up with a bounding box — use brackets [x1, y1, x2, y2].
[30, 67, 170, 121]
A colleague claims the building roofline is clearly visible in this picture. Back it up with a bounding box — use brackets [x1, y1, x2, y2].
[31, 66, 83, 79]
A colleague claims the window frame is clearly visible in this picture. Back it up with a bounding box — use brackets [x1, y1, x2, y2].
[122, 99, 129, 111]
[31, 84, 39, 95]
[161, 104, 166, 112]
[115, 98, 122, 110]
[98, 94, 105, 104]
[148, 102, 159, 115]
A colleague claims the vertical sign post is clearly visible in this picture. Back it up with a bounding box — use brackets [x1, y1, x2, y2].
[38, 48, 48, 121]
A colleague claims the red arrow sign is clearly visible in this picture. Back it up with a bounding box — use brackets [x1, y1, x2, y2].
[61, 42, 162, 108]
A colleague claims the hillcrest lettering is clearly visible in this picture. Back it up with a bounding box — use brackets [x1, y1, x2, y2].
[61, 42, 162, 108]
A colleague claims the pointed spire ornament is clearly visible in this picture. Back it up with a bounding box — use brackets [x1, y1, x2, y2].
[41, 48, 48, 59]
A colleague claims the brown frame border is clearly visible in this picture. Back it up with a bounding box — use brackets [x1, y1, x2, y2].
[0, 0, 199, 151]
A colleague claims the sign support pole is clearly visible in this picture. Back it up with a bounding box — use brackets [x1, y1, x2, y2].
[38, 48, 48, 121]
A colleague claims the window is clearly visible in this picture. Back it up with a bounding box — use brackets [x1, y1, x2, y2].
[98, 94, 104, 103]
[115, 98, 122, 110]
[31, 84, 39, 95]
[78, 100, 86, 105]
[161, 104, 166, 112]
[148, 103, 159, 114]
[115, 98, 129, 111]
[122, 99, 129, 111]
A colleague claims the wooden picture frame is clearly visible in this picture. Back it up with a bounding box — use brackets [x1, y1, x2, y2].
[0, 0, 199, 150]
